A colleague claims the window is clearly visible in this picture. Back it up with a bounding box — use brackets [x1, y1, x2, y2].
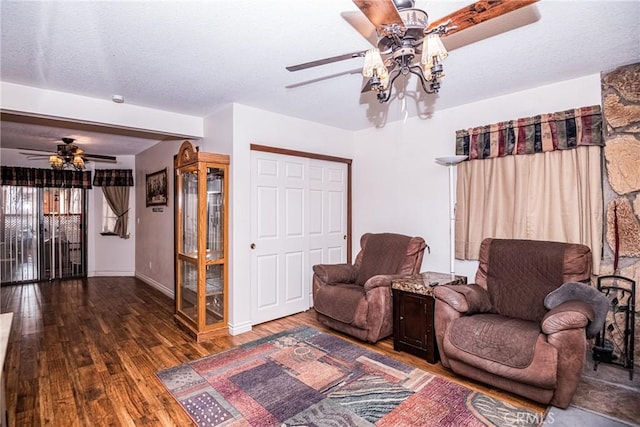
[454, 106, 604, 274]
[101, 194, 118, 235]
[93, 169, 133, 239]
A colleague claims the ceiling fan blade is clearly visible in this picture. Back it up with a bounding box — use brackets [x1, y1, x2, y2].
[352, 0, 403, 30]
[21, 154, 51, 160]
[84, 153, 117, 163]
[429, 0, 539, 37]
[286, 68, 362, 89]
[341, 11, 378, 47]
[439, 2, 540, 52]
[18, 148, 51, 155]
[286, 50, 367, 72]
[19, 148, 117, 164]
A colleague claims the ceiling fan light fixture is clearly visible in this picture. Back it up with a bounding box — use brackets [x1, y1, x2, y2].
[421, 34, 448, 71]
[49, 155, 63, 170]
[362, 48, 386, 79]
[73, 155, 85, 169]
[287, 0, 541, 105]
[48, 139, 87, 171]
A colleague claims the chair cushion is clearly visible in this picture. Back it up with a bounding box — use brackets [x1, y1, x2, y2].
[449, 314, 541, 368]
[313, 283, 365, 324]
[355, 233, 411, 286]
[485, 239, 566, 322]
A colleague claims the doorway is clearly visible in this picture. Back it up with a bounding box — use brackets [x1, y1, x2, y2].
[0, 185, 87, 284]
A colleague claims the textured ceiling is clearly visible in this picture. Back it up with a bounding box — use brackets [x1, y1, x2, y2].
[1, 0, 639, 157]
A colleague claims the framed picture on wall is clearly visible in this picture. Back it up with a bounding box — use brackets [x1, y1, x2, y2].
[146, 168, 168, 207]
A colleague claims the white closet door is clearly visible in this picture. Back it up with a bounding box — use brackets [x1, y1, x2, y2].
[250, 151, 347, 324]
[308, 159, 348, 303]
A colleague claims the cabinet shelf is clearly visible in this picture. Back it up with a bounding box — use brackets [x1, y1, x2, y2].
[174, 141, 229, 341]
[179, 250, 224, 261]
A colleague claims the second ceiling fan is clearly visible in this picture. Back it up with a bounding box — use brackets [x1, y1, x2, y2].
[287, 0, 539, 103]
[20, 137, 117, 170]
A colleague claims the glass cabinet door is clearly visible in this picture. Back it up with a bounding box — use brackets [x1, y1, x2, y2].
[206, 168, 224, 260]
[205, 264, 224, 326]
[179, 259, 198, 324]
[181, 170, 199, 257]
[177, 168, 199, 325]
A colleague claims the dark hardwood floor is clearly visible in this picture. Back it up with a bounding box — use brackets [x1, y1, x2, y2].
[1, 277, 545, 426]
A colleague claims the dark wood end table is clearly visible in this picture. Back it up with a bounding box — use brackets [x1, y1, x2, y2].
[392, 271, 467, 363]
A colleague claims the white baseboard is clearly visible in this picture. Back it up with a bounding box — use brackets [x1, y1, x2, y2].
[89, 270, 135, 277]
[228, 320, 252, 336]
[135, 273, 174, 298]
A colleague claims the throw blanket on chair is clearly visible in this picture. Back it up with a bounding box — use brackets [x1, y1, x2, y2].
[355, 233, 411, 286]
[486, 240, 566, 322]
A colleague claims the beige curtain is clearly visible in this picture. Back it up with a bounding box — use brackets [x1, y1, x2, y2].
[455, 145, 602, 274]
[102, 186, 130, 239]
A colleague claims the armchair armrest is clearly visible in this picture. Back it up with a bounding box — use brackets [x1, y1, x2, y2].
[544, 281, 609, 337]
[432, 284, 493, 314]
[541, 300, 594, 335]
[363, 274, 406, 291]
[313, 264, 357, 284]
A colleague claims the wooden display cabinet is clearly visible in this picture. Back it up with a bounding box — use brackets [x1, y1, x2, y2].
[174, 141, 229, 341]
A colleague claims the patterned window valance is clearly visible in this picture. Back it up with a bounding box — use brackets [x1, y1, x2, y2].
[93, 169, 134, 186]
[0, 166, 92, 189]
[455, 105, 603, 160]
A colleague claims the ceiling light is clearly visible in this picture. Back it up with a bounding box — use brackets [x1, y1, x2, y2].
[49, 138, 86, 170]
[363, 20, 452, 103]
[49, 154, 85, 170]
[49, 155, 64, 169]
[73, 155, 85, 169]
[421, 34, 448, 74]
[287, 0, 540, 106]
[363, 48, 390, 90]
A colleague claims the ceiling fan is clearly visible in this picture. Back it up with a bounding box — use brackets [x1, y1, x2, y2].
[286, 0, 539, 102]
[20, 137, 117, 170]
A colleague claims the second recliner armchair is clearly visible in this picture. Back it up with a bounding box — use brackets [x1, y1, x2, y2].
[433, 238, 607, 408]
[312, 232, 427, 343]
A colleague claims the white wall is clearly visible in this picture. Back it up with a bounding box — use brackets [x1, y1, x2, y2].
[0, 148, 136, 277]
[1, 82, 203, 138]
[200, 103, 355, 334]
[353, 74, 604, 281]
[134, 140, 184, 296]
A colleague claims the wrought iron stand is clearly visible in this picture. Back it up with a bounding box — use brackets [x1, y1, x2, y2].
[592, 275, 636, 380]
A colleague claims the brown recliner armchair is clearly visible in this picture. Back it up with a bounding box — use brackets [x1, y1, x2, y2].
[433, 238, 606, 408]
[312, 233, 427, 343]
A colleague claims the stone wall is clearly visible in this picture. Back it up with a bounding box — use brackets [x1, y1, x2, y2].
[599, 62, 640, 367]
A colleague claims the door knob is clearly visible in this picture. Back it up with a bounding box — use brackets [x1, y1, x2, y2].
[250, 243, 256, 249]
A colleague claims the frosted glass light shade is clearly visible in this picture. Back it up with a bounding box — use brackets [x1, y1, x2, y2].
[49, 155, 63, 168]
[362, 48, 386, 78]
[73, 155, 85, 169]
[421, 34, 448, 70]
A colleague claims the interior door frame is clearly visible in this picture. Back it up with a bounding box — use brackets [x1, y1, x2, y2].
[250, 144, 353, 262]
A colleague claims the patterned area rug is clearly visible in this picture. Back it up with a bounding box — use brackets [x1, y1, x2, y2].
[157, 326, 545, 426]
